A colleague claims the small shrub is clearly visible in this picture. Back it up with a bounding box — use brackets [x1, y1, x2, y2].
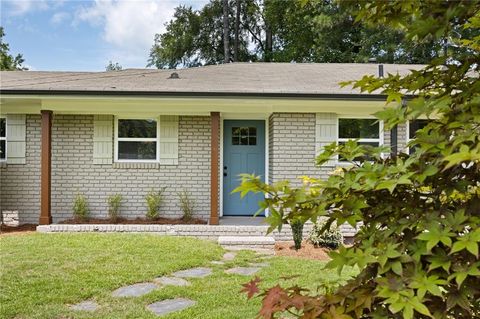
[178, 190, 195, 221]
[290, 219, 304, 251]
[145, 188, 165, 220]
[107, 194, 123, 222]
[73, 193, 89, 221]
[309, 220, 343, 250]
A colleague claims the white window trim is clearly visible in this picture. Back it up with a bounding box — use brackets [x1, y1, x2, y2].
[114, 116, 160, 163]
[0, 115, 6, 162]
[336, 116, 384, 164]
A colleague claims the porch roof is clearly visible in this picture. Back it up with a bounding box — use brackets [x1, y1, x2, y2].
[0, 62, 424, 96]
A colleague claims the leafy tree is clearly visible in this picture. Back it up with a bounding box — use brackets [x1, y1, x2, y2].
[0, 27, 27, 71]
[236, 1, 480, 318]
[105, 61, 122, 71]
[149, 0, 449, 68]
[148, 1, 259, 68]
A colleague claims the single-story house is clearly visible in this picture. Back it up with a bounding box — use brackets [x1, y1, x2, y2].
[0, 63, 423, 226]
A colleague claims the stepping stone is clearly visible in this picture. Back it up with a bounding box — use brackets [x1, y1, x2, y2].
[154, 276, 190, 287]
[172, 267, 212, 278]
[112, 282, 158, 297]
[147, 298, 196, 316]
[222, 252, 236, 261]
[70, 300, 98, 312]
[225, 267, 261, 276]
[249, 262, 269, 268]
[210, 260, 225, 265]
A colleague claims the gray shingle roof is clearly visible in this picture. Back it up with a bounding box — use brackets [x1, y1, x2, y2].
[0, 63, 424, 95]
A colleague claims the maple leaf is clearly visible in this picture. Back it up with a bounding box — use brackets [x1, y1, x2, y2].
[241, 276, 262, 299]
[258, 285, 289, 318]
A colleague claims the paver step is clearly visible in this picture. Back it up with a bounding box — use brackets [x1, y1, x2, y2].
[218, 236, 275, 248]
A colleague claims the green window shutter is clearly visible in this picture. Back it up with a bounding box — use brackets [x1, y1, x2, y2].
[93, 115, 113, 165]
[159, 115, 178, 165]
[315, 113, 337, 166]
[6, 114, 26, 164]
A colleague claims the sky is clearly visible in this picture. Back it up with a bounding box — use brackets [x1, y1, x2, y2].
[0, 0, 208, 71]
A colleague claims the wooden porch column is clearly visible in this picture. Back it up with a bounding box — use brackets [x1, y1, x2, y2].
[210, 112, 220, 225]
[39, 110, 52, 225]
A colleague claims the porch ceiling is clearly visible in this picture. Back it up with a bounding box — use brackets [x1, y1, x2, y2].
[0, 95, 392, 116]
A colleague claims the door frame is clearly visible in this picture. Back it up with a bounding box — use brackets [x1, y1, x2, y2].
[219, 113, 270, 217]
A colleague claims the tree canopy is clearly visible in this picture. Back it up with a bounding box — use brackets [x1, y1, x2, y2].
[0, 27, 27, 71]
[106, 61, 122, 71]
[149, 0, 449, 69]
[236, 0, 480, 318]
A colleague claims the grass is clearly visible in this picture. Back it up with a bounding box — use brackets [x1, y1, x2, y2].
[0, 233, 356, 319]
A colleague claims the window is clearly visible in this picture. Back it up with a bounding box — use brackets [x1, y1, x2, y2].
[338, 118, 381, 161]
[232, 127, 257, 145]
[116, 118, 158, 161]
[407, 119, 430, 154]
[0, 117, 5, 161]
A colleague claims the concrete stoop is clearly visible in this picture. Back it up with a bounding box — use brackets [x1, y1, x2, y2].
[218, 236, 275, 249]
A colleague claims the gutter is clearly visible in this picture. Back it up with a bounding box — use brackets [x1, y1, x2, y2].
[0, 89, 393, 101]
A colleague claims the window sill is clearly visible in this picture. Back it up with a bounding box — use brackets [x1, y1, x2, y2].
[113, 162, 160, 169]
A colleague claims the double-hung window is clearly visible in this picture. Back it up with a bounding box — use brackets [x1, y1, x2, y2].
[116, 118, 159, 162]
[0, 117, 6, 161]
[338, 118, 381, 162]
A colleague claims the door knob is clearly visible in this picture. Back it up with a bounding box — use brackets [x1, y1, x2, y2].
[223, 166, 227, 177]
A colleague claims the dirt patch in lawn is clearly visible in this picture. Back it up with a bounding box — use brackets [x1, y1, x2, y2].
[59, 217, 207, 225]
[0, 224, 37, 237]
[275, 241, 331, 261]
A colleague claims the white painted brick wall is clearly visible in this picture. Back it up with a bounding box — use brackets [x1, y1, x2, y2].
[49, 114, 211, 222]
[0, 115, 41, 224]
[269, 112, 399, 185]
[1, 112, 407, 225]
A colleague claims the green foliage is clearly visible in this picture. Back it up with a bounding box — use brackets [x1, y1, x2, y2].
[105, 61, 122, 71]
[148, 2, 258, 68]
[290, 219, 304, 251]
[0, 27, 27, 71]
[107, 194, 123, 222]
[235, 1, 480, 318]
[309, 220, 343, 250]
[149, 0, 450, 68]
[145, 188, 165, 220]
[178, 190, 195, 221]
[72, 193, 89, 221]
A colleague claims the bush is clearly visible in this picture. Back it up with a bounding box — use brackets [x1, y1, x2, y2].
[235, 3, 480, 316]
[290, 219, 304, 251]
[309, 220, 343, 250]
[72, 193, 89, 221]
[145, 188, 165, 220]
[178, 190, 195, 221]
[107, 194, 123, 222]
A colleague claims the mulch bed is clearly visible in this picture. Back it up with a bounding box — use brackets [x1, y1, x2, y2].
[0, 224, 38, 236]
[59, 217, 207, 225]
[275, 241, 332, 261]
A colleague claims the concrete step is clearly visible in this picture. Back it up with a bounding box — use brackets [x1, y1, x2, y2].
[218, 236, 275, 249]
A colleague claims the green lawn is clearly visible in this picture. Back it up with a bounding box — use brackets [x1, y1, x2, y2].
[0, 233, 355, 319]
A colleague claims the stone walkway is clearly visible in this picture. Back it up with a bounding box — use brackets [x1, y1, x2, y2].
[112, 282, 158, 297]
[69, 249, 269, 316]
[147, 298, 197, 316]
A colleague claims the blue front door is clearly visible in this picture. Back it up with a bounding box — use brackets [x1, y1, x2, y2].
[223, 120, 265, 216]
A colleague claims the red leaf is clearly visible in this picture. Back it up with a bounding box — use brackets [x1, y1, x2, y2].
[241, 276, 262, 299]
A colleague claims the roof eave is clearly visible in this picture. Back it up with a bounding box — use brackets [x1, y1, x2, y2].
[0, 89, 392, 101]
